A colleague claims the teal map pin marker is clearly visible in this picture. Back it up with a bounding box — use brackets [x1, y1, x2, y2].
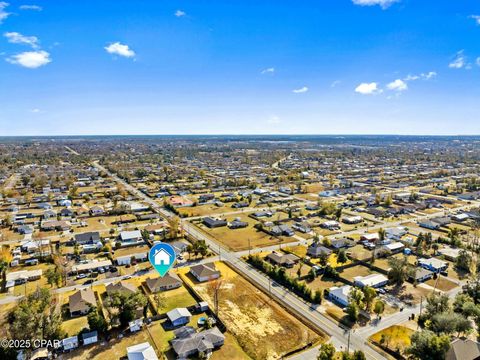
[149, 242, 176, 277]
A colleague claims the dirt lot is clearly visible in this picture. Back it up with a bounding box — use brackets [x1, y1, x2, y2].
[181, 262, 324, 360]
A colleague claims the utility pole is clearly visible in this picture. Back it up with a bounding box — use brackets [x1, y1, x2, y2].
[347, 329, 351, 354]
[248, 238, 251, 257]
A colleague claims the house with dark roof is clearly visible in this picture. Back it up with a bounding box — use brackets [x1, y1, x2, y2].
[265, 251, 300, 268]
[69, 288, 97, 317]
[74, 231, 100, 245]
[106, 281, 137, 295]
[307, 243, 332, 258]
[203, 217, 227, 228]
[146, 272, 182, 293]
[170, 326, 225, 359]
[190, 263, 220, 282]
[446, 339, 480, 360]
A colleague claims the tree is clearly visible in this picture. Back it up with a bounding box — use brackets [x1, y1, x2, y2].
[45, 267, 62, 288]
[153, 293, 166, 312]
[388, 256, 414, 286]
[104, 291, 147, 327]
[373, 300, 385, 318]
[10, 288, 64, 342]
[346, 302, 360, 322]
[318, 252, 329, 266]
[317, 343, 336, 360]
[362, 286, 376, 312]
[352, 351, 366, 360]
[456, 249, 473, 273]
[0, 245, 12, 292]
[337, 249, 348, 264]
[429, 312, 472, 335]
[407, 330, 450, 360]
[87, 308, 108, 334]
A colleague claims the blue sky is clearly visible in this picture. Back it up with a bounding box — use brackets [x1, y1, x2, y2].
[1, 0, 480, 135]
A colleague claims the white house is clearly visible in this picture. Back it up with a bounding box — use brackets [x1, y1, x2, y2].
[418, 258, 448, 273]
[127, 342, 158, 360]
[328, 285, 351, 307]
[354, 274, 388, 288]
[382, 241, 405, 254]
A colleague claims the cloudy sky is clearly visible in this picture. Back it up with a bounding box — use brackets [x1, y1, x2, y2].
[1, 0, 480, 135]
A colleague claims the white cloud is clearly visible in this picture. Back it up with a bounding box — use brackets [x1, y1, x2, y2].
[292, 86, 308, 93]
[352, 0, 399, 9]
[104, 42, 135, 58]
[422, 71, 437, 79]
[31, 108, 41, 113]
[355, 82, 382, 95]
[6, 50, 51, 68]
[19, 4, 42, 11]
[470, 15, 480, 25]
[4, 32, 39, 48]
[175, 10, 186, 17]
[449, 50, 467, 69]
[0, 2, 10, 24]
[261, 67, 275, 74]
[387, 79, 407, 91]
[476, 57, 480, 67]
[331, 80, 341, 88]
[404, 71, 436, 81]
[267, 115, 281, 124]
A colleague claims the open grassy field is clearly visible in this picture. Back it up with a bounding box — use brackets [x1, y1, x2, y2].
[337, 265, 375, 282]
[425, 276, 458, 292]
[181, 262, 324, 360]
[370, 325, 414, 355]
[145, 284, 197, 314]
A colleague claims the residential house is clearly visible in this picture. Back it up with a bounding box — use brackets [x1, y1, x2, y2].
[307, 243, 332, 258]
[328, 285, 351, 307]
[265, 251, 300, 268]
[146, 272, 182, 293]
[418, 258, 448, 273]
[342, 216, 363, 224]
[167, 308, 192, 327]
[69, 288, 97, 317]
[189, 263, 220, 282]
[171, 326, 225, 359]
[445, 339, 480, 360]
[354, 274, 388, 288]
[321, 220, 340, 230]
[74, 231, 100, 245]
[330, 238, 355, 249]
[127, 342, 158, 360]
[106, 281, 137, 295]
[119, 230, 143, 246]
[409, 268, 434, 283]
[203, 217, 227, 228]
[382, 242, 405, 254]
[81, 331, 98, 345]
[228, 219, 248, 229]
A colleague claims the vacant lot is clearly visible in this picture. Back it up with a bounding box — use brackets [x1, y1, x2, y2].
[370, 325, 414, 356]
[425, 276, 458, 292]
[338, 265, 375, 282]
[181, 262, 323, 360]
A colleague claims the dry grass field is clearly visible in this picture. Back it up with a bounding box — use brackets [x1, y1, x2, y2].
[181, 262, 324, 360]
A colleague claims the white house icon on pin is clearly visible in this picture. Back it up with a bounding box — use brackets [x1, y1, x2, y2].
[153, 248, 171, 266]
